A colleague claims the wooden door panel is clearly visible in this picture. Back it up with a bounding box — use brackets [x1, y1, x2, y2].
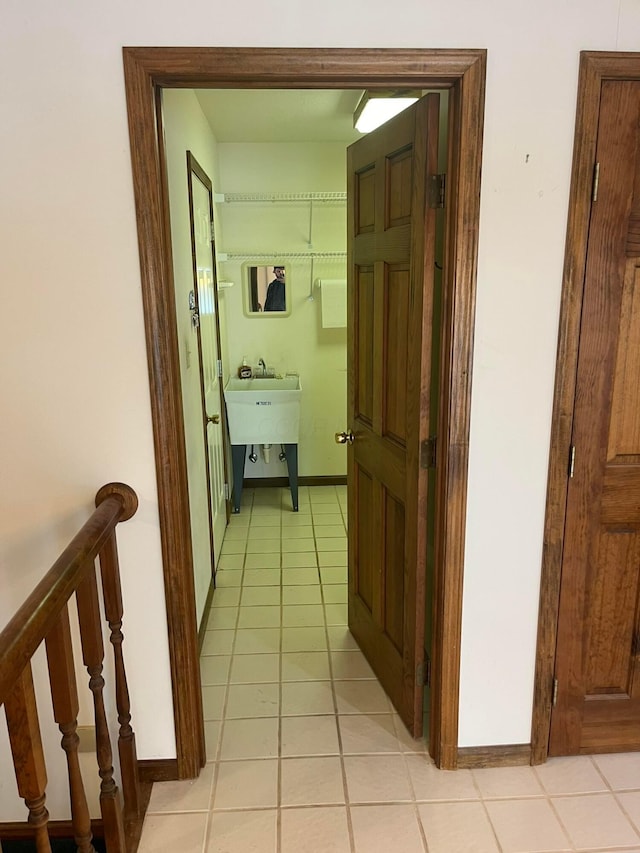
[383, 490, 406, 653]
[356, 268, 375, 425]
[582, 716, 640, 754]
[384, 266, 410, 444]
[601, 467, 640, 523]
[354, 228, 412, 262]
[608, 267, 640, 460]
[356, 167, 376, 233]
[347, 94, 439, 735]
[628, 216, 640, 255]
[551, 80, 640, 755]
[387, 147, 413, 226]
[351, 481, 408, 701]
[585, 529, 640, 694]
[351, 429, 405, 499]
[354, 464, 377, 614]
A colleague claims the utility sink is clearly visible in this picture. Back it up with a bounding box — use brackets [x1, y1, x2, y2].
[224, 376, 302, 445]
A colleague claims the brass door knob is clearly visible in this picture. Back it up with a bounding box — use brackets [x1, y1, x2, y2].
[335, 430, 355, 445]
[207, 414, 221, 425]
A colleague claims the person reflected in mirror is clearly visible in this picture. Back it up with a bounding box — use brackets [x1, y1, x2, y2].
[264, 265, 286, 312]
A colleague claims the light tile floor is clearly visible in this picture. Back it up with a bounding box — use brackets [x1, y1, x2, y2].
[138, 485, 640, 853]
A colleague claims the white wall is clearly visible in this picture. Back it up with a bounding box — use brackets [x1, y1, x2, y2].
[216, 142, 348, 480]
[2, 0, 640, 817]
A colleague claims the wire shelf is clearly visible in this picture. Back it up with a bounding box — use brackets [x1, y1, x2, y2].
[216, 192, 346, 204]
[219, 251, 347, 261]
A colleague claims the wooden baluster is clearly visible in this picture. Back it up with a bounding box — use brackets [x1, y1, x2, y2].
[4, 663, 52, 853]
[95, 482, 141, 823]
[45, 607, 95, 853]
[98, 530, 141, 822]
[76, 568, 126, 853]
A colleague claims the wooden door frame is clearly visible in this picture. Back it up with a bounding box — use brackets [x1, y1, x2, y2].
[531, 51, 640, 764]
[122, 47, 486, 777]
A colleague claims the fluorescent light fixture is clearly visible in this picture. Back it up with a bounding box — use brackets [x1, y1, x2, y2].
[354, 90, 421, 133]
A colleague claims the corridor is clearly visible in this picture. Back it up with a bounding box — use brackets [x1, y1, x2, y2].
[138, 486, 640, 853]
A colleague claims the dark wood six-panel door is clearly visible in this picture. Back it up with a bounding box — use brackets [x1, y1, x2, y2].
[345, 94, 440, 737]
[551, 80, 640, 755]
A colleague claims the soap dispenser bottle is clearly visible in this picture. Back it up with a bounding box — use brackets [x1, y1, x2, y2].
[238, 356, 252, 379]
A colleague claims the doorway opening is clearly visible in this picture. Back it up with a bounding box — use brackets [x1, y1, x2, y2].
[123, 47, 486, 777]
[164, 86, 450, 661]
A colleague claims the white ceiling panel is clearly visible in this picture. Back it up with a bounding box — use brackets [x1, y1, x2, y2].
[194, 88, 364, 143]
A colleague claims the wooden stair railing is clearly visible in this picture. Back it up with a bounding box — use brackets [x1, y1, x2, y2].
[0, 483, 140, 853]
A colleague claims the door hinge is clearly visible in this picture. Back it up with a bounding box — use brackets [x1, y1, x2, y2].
[224, 482, 230, 500]
[552, 677, 559, 707]
[217, 359, 223, 378]
[416, 656, 431, 687]
[569, 444, 576, 478]
[428, 173, 446, 209]
[416, 658, 431, 687]
[210, 220, 216, 241]
[420, 437, 437, 469]
[592, 162, 600, 202]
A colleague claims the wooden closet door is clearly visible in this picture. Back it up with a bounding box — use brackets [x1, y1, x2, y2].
[551, 81, 640, 755]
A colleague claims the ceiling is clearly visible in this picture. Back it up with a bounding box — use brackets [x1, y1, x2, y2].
[194, 89, 365, 144]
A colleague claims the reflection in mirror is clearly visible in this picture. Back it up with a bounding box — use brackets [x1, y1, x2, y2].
[247, 264, 288, 315]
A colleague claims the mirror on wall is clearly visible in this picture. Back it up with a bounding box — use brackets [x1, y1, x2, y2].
[243, 263, 290, 317]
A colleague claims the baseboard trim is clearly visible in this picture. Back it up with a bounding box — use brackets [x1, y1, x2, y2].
[0, 780, 153, 851]
[198, 577, 216, 652]
[457, 743, 532, 769]
[126, 779, 153, 853]
[138, 758, 180, 782]
[0, 819, 105, 840]
[245, 475, 347, 488]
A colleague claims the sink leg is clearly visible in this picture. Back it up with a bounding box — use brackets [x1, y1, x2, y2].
[231, 444, 246, 513]
[283, 443, 299, 512]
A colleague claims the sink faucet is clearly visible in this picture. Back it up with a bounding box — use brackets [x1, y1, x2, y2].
[258, 358, 267, 377]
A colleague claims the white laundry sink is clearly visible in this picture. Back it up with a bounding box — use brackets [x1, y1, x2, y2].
[224, 376, 302, 445]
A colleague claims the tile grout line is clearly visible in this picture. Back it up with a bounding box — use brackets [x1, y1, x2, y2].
[588, 752, 621, 795]
[400, 739, 430, 852]
[613, 792, 640, 842]
[203, 502, 248, 853]
[542, 792, 580, 853]
[477, 791, 507, 853]
[320, 501, 357, 853]
[277, 507, 284, 853]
